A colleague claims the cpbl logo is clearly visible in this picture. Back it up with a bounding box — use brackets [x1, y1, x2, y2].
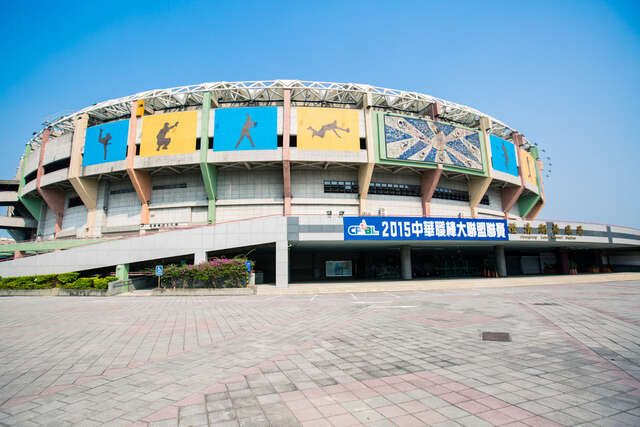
[347, 219, 379, 236]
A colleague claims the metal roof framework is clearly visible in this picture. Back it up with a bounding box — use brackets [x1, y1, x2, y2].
[33, 80, 534, 148]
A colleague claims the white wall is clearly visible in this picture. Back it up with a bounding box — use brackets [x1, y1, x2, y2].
[291, 169, 358, 200]
[217, 169, 283, 201]
[106, 187, 141, 227]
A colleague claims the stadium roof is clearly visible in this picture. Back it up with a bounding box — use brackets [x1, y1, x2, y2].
[30, 80, 535, 149]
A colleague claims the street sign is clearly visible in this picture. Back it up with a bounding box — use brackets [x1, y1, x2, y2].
[155, 265, 163, 276]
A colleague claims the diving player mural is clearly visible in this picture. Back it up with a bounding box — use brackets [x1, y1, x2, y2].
[384, 114, 483, 170]
[297, 108, 360, 151]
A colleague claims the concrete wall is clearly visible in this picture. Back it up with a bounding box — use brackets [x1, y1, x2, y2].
[39, 205, 57, 239]
[43, 133, 73, 165]
[106, 187, 141, 228]
[217, 169, 283, 201]
[23, 147, 40, 177]
[60, 191, 88, 236]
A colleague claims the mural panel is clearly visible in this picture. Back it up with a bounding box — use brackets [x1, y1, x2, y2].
[140, 111, 197, 157]
[520, 148, 538, 187]
[383, 114, 483, 170]
[83, 119, 129, 166]
[490, 134, 518, 176]
[297, 108, 360, 151]
[213, 107, 277, 151]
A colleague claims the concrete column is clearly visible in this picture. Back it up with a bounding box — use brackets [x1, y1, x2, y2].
[282, 89, 292, 216]
[400, 246, 412, 280]
[36, 129, 66, 235]
[558, 249, 569, 274]
[125, 100, 152, 225]
[194, 250, 207, 265]
[115, 264, 129, 282]
[420, 165, 443, 216]
[359, 93, 376, 215]
[275, 240, 289, 288]
[502, 133, 526, 218]
[495, 246, 507, 277]
[17, 145, 42, 222]
[199, 91, 217, 223]
[69, 113, 100, 237]
[13, 251, 24, 259]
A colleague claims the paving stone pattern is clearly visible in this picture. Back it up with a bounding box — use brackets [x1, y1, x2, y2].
[0, 281, 639, 426]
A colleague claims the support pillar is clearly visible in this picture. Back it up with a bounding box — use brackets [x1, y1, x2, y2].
[501, 132, 525, 218]
[13, 251, 24, 259]
[68, 113, 100, 236]
[468, 177, 492, 218]
[282, 89, 292, 216]
[199, 91, 217, 223]
[557, 249, 569, 274]
[194, 250, 207, 265]
[359, 93, 376, 215]
[125, 101, 152, 224]
[275, 240, 289, 288]
[420, 165, 443, 216]
[115, 264, 129, 282]
[495, 246, 507, 277]
[401, 246, 412, 280]
[526, 158, 546, 220]
[36, 129, 66, 235]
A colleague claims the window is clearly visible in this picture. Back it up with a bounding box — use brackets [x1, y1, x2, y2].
[68, 197, 83, 208]
[323, 180, 358, 194]
[152, 183, 187, 190]
[110, 188, 135, 195]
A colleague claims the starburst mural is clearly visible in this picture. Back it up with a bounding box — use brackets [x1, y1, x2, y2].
[383, 114, 483, 170]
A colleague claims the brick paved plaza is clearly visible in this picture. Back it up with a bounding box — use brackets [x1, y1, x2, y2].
[1, 281, 639, 426]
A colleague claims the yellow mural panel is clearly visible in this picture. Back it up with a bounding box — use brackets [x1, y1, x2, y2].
[297, 108, 360, 151]
[520, 149, 538, 187]
[140, 111, 197, 157]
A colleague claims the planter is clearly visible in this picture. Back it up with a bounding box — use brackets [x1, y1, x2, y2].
[151, 287, 256, 296]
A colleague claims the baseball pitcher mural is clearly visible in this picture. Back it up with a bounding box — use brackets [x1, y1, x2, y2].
[83, 119, 129, 166]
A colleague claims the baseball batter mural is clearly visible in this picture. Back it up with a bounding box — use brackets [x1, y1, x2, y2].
[235, 114, 258, 148]
[213, 107, 277, 151]
[98, 128, 112, 160]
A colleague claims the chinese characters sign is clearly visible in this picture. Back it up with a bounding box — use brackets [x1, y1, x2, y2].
[343, 217, 508, 241]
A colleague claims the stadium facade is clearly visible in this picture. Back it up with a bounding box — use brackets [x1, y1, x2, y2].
[0, 80, 638, 286]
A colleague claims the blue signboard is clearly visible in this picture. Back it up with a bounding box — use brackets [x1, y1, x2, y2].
[343, 217, 508, 241]
[213, 107, 277, 151]
[155, 265, 163, 276]
[83, 120, 130, 166]
[490, 135, 519, 176]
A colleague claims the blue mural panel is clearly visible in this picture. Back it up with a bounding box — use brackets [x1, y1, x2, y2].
[83, 120, 129, 166]
[213, 107, 277, 151]
[490, 135, 518, 176]
[344, 217, 508, 241]
[384, 114, 483, 170]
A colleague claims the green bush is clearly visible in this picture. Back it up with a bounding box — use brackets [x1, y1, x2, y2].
[105, 276, 118, 283]
[93, 278, 109, 289]
[57, 272, 80, 284]
[160, 258, 250, 288]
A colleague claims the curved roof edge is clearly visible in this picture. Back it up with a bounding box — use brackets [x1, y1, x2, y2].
[28, 80, 536, 149]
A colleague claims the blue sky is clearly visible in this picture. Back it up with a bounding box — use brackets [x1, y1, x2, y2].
[1, 0, 638, 228]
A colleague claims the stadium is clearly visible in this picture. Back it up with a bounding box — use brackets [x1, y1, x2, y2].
[0, 80, 638, 287]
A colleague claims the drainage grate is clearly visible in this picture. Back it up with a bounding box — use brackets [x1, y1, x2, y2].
[482, 332, 511, 342]
[532, 303, 559, 306]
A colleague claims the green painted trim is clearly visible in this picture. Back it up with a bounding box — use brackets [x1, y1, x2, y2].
[374, 111, 488, 177]
[0, 238, 105, 254]
[198, 91, 217, 223]
[518, 193, 540, 217]
[17, 145, 42, 221]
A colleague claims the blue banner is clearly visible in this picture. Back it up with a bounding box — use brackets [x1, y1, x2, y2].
[83, 119, 130, 166]
[213, 107, 277, 151]
[344, 217, 509, 241]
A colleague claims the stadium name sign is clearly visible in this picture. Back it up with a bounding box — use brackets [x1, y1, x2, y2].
[344, 217, 508, 241]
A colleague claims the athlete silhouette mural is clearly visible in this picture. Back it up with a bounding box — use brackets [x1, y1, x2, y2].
[502, 141, 509, 167]
[156, 122, 179, 151]
[98, 128, 112, 160]
[308, 120, 350, 139]
[235, 114, 258, 148]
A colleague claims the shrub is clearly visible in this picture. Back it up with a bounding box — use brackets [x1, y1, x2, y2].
[93, 278, 109, 289]
[160, 258, 250, 288]
[57, 272, 80, 284]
